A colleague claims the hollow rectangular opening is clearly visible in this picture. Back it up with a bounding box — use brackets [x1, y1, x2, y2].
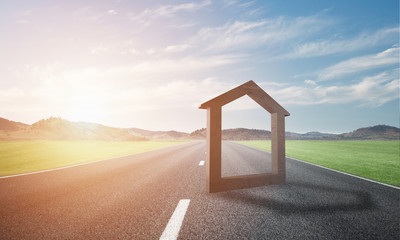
[221, 95, 272, 178]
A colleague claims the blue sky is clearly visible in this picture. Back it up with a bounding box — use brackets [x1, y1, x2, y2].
[0, 0, 398, 133]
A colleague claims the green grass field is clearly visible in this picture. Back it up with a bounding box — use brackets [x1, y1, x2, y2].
[236, 140, 400, 187]
[0, 140, 186, 176]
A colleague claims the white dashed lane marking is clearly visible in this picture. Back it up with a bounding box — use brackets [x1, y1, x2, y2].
[198, 160, 205, 166]
[160, 199, 190, 240]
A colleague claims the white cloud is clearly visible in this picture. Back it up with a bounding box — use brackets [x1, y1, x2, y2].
[146, 48, 157, 55]
[90, 43, 111, 55]
[318, 46, 399, 80]
[269, 69, 399, 107]
[155, 0, 211, 16]
[317, 69, 399, 106]
[17, 61, 396, 121]
[87, 11, 334, 60]
[9, 53, 242, 102]
[2, 60, 248, 124]
[200, 69, 398, 108]
[120, 55, 241, 75]
[154, 69, 400, 110]
[72, 6, 104, 22]
[130, 0, 211, 26]
[223, 0, 240, 7]
[225, 20, 267, 34]
[163, 44, 190, 53]
[286, 27, 399, 58]
[15, 19, 31, 24]
[168, 21, 197, 29]
[223, 0, 255, 8]
[120, 67, 398, 112]
[89, 40, 146, 56]
[304, 79, 316, 85]
[246, 7, 262, 16]
[221, 0, 263, 16]
[127, 48, 142, 55]
[107, 9, 117, 15]
[183, 14, 330, 54]
[258, 81, 289, 88]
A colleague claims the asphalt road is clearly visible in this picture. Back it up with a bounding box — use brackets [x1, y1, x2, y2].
[0, 141, 399, 239]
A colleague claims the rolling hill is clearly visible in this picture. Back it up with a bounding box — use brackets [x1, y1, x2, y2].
[188, 126, 399, 140]
[0, 117, 29, 131]
[337, 125, 400, 140]
[189, 128, 271, 140]
[0, 116, 398, 140]
[0, 117, 147, 141]
[128, 128, 187, 140]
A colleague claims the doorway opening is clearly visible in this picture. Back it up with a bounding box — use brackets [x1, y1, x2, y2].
[221, 94, 272, 178]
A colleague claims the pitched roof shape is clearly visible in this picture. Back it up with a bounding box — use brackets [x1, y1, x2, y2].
[199, 80, 290, 116]
[199, 80, 289, 193]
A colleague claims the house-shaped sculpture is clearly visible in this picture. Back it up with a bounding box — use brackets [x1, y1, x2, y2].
[199, 80, 290, 193]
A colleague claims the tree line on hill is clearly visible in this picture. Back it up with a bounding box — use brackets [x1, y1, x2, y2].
[0, 117, 398, 141]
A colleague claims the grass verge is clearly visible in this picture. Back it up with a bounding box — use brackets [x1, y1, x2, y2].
[236, 140, 400, 187]
[0, 140, 187, 176]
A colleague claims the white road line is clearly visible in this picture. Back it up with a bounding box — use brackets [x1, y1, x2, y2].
[198, 160, 205, 166]
[234, 143, 400, 190]
[160, 199, 190, 240]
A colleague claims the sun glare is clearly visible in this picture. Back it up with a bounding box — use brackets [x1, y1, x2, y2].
[66, 95, 103, 123]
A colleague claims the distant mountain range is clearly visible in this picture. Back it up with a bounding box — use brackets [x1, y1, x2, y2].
[128, 128, 187, 140]
[0, 117, 29, 131]
[335, 125, 400, 140]
[189, 128, 272, 140]
[189, 126, 399, 140]
[0, 116, 399, 141]
[0, 117, 146, 141]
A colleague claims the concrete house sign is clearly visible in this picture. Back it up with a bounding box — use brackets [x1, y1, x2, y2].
[199, 80, 290, 193]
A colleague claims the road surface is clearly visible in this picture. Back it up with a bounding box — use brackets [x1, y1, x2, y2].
[0, 141, 399, 239]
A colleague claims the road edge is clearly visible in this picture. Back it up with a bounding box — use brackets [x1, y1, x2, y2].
[0, 141, 198, 179]
[232, 142, 400, 190]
